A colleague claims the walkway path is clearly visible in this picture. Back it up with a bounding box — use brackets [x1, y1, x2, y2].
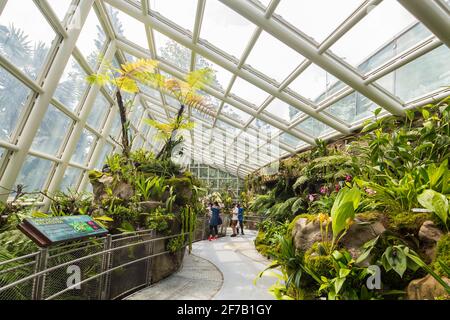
[126, 229, 275, 300]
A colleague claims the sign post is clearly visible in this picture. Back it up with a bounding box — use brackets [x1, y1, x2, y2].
[18, 215, 108, 247]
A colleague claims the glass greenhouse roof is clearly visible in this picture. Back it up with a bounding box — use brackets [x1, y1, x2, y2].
[0, 0, 450, 199]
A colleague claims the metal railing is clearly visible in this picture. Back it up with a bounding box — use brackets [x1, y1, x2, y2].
[242, 215, 264, 230]
[0, 217, 209, 300]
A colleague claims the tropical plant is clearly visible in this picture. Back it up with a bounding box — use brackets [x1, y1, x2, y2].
[146, 208, 174, 232]
[417, 189, 449, 230]
[315, 249, 380, 300]
[146, 69, 215, 160]
[330, 186, 361, 250]
[256, 235, 307, 300]
[87, 58, 158, 158]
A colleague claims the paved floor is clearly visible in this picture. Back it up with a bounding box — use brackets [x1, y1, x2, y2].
[126, 229, 275, 300]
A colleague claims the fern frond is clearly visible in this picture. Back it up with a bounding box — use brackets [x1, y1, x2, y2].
[186, 68, 214, 90]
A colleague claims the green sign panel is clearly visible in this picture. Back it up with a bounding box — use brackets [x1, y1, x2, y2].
[18, 215, 108, 247]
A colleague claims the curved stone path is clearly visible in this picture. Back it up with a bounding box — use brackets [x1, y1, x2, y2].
[126, 229, 275, 300]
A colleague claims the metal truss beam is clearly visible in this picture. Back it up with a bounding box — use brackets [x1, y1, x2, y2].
[398, 0, 450, 49]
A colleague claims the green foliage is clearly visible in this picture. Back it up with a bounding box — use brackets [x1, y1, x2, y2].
[315, 249, 379, 300]
[146, 208, 174, 232]
[269, 197, 298, 222]
[167, 205, 196, 254]
[417, 189, 449, 228]
[256, 235, 307, 300]
[255, 220, 289, 258]
[433, 234, 450, 276]
[135, 175, 167, 202]
[292, 154, 354, 193]
[50, 191, 93, 216]
[249, 191, 276, 215]
[330, 186, 361, 241]
[249, 97, 450, 300]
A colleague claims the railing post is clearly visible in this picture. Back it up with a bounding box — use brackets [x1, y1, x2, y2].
[145, 231, 156, 286]
[99, 235, 112, 300]
[32, 248, 49, 300]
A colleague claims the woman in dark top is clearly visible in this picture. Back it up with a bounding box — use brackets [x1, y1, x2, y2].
[209, 202, 221, 241]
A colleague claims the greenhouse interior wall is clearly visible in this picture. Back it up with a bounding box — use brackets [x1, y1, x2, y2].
[0, 0, 449, 308]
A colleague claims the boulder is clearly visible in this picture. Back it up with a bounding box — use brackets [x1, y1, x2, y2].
[114, 181, 134, 200]
[138, 201, 164, 212]
[418, 221, 444, 262]
[419, 221, 443, 243]
[292, 216, 385, 259]
[91, 174, 134, 203]
[341, 219, 386, 259]
[406, 274, 450, 300]
[292, 218, 330, 253]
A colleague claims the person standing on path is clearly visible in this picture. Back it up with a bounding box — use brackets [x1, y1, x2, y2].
[236, 203, 245, 235]
[209, 202, 221, 241]
[230, 204, 239, 237]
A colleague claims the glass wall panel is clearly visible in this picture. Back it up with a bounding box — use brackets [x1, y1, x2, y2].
[131, 104, 144, 127]
[245, 31, 305, 83]
[77, 8, 106, 70]
[231, 77, 269, 107]
[95, 143, 114, 169]
[296, 117, 333, 137]
[154, 31, 191, 71]
[264, 99, 301, 123]
[377, 45, 450, 102]
[0, 0, 56, 79]
[150, 0, 196, 32]
[60, 166, 83, 192]
[106, 4, 148, 48]
[195, 55, 233, 91]
[0, 68, 33, 142]
[275, 0, 362, 43]
[221, 105, 251, 124]
[16, 156, 53, 192]
[87, 93, 109, 131]
[289, 63, 339, 103]
[326, 92, 377, 124]
[358, 23, 432, 74]
[330, 1, 430, 69]
[71, 129, 95, 165]
[47, 0, 73, 22]
[201, 0, 255, 58]
[31, 105, 72, 155]
[54, 56, 88, 112]
[110, 112, 122, 138]
[279, 132, 302, 148]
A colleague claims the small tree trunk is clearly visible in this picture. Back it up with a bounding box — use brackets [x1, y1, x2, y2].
[116, 90, 131, 158]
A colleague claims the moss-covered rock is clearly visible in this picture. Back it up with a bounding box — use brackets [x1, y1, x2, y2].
[356, 211, 383, 222]
[165, 177, 193, 206]
[304, 243, 334, 279]
[433, 233, 450, 276]
[387, 212, 431, 235]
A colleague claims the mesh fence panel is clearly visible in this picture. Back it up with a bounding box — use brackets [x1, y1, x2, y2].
[44, 240, 106, 300]
[0, 230, 190, 300]
[108, 234, 153, 300]
[0, 253, 38, 300]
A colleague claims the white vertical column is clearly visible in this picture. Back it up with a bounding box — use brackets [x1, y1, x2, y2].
[0, 0, 95, 202]
[43, 41, 117, 208]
